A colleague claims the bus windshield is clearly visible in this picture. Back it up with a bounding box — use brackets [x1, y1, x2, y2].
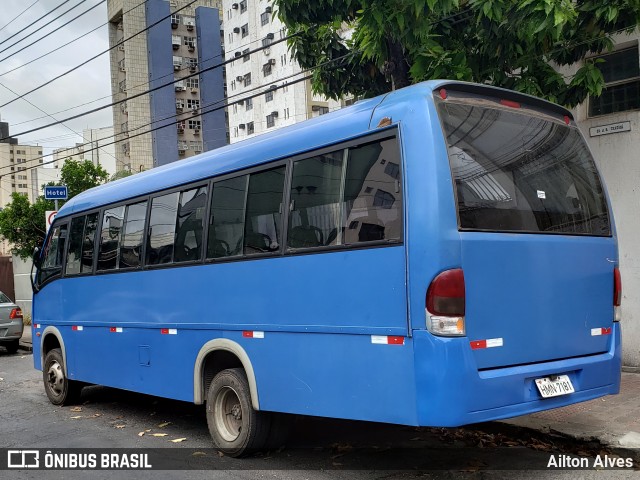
[437, 96, 611, 236]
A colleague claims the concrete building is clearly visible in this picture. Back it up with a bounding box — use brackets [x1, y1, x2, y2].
[222, 0, 343, 143]
[560, 31, 640, 368]
[83, 126, 117, 177]
[53, 144, 84, 170]
[107, 0, 227, 172]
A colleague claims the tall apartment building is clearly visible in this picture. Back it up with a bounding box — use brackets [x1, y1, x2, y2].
[53, 144, 85, 170]
[107, 0, 227, 172]
[0, 122, 45, 207]
[222, 0, 343, 143]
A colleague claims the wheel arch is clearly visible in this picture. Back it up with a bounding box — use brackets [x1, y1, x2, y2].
[194, 339, 260, 410]
[41, 326, 67, 375]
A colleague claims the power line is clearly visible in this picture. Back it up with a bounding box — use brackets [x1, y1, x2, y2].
[0, 0, 106, 67]
[0, 0, 149, 79]
[0, 52, 354, 176]
[0, 32, 296, 140]
[0, 0, 84, 55]
[0, 0, 200, 110]
[0, 0, 42, 36]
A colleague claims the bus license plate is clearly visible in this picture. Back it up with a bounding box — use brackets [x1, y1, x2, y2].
[535, 375, 575, 398]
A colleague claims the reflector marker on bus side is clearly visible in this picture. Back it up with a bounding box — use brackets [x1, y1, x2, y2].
[72, 326, 83, 331]
[33, 324, 40, 329]
[161, 328, 177, 335]
[470, 338, 503, 350]
[371, 335, 405, 345]
[591, 327, 612, 336]
[109, 327, 123, 333]
[243, 331, 264, 338]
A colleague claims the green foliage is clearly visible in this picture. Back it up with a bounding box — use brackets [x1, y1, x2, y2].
[273, 0, 640, 106]
[0, 158, 109, 259]
[110, 169, 133, 182]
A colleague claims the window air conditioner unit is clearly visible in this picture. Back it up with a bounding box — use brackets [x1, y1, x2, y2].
[172, 43, 179, 50]
[269, 58, 276, 66]
[266, 33, 274, 40]
[264, 48, 270, 56]
[190, 65, 197, 72]
[233, 27, 240, 33]
[118, 44, 125, 51]
[177, 127, 184, 134]
[117, 22, 123, 30]
[235, 51, 242, 57]
[174, 64, 181, 71]
[232, 3, 238, 9]
[265, 6, 272, 13]
[171, 22, 178, 29]
[191, 87, 198, 93]
[271, 111, 278, 117]
[192, 108, 199, 114]
[269, 84, 278, 90]
[238, 99, 244, 105]
[236, 75, 244, 81]
[178, 149, 186, 155]
[188, 45, 195, 52]
[194, 128, 200, 134]
[239, 123, 246, 129]
[176, 104, 184, 111]
[186, 21, 194, 31]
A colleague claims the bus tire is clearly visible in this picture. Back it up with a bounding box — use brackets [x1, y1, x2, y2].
[43, 348, 83, 406]
[206, 368, 269, 457]
[265, 412, 293, 450]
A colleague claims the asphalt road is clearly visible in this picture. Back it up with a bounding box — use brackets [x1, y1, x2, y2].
[0, 347, 637, 480]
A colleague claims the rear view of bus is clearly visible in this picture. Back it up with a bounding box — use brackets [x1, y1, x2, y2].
[413, 84, 621, 425]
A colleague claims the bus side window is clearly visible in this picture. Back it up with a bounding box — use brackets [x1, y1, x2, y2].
[147, 192, 179, 265]
[81, 213, 98, 273]
[244, 167, 286, 254]
[343, 138, 403, 244]
[38, 223, 68, 285]
[66, 216, 85, 275]
[208, 175, 248, 259]
[175, 185, 207, 263]
[120, 201, 147, 269]
[98, 206, 125, 271]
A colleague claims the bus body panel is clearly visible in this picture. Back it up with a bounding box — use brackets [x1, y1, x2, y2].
[461, 233, 616, 369]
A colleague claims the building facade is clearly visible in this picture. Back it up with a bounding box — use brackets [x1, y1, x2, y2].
[222, 0, 343, 143]
[107, 0, 227, 172]
[561, 31, 640, 367]
[53, 144, 84, 170]
[83, 126, 117, 177]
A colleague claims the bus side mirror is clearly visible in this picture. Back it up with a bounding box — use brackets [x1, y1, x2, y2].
[32, 246, 42, 269]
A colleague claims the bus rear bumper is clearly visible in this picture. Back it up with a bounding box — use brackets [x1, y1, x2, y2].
[412, 323, 622, 427]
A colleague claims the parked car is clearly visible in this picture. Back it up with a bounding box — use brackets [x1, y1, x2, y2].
[0, 291, 23, 354]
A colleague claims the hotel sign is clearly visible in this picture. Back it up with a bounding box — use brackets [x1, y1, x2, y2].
[589, 121, 631, 137]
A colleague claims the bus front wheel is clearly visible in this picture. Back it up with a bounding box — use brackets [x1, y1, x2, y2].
[43, 348, 83, 406]
[206, 368, 270, 457]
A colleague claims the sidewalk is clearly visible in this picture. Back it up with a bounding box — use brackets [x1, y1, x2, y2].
[19, 323, 32, 352]
[501, 371, 640, 458]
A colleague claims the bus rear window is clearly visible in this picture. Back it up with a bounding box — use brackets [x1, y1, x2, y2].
[436, 97, 611, 236]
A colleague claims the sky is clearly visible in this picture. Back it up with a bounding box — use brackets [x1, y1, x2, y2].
[0, 0, 113, 163]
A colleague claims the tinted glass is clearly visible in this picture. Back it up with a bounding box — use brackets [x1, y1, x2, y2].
[342, 138, 403, 243]
[38, 223, 67, 285]
[146, 192, 179, 265]
[244, 167, 285, 254]
[208, 175, 247, 258]
[66, 216, 85, 275]
[437, 97, 610, 235]
[174, 186, 207, 263]
[288, 151, 343, 248]
[81, 213, 98, 273]
[98, 206, 125, 270]
[120, 201, 147, 269]
[0, 291, 11, 303]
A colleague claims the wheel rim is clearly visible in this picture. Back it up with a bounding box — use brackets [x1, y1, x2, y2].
[47, 360, 64, 396]
[214, 386, 243, 442]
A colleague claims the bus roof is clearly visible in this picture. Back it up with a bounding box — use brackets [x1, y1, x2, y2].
[58, 80, 571, 217]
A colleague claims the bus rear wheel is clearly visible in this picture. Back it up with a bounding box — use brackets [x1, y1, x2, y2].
[43, 348, 83, 406]
[206, 368, 269, 457]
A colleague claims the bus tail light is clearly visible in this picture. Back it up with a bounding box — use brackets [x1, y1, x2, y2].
[426, 269, 465, 336]
[9, 308, 22, 319]
[614, 267, 622, 322]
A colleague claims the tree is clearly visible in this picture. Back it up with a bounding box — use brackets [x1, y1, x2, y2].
[0, 159, 109, 259]
[110, 169, 133, 182]
[273, 0, 640, 107]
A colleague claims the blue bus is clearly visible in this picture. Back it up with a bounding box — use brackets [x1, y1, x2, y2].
[32, 81, 622, 457]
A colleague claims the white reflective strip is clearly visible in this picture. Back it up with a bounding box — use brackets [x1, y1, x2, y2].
[253, 331, 264, 339]
[112, 327, 123, 333]
[33, 324, 40, 329]
[168, 328, 177, 335]
[75, 326, 84, 331]
[591, 328, 602, 336]
[371, 335, 388, 344]
[485, 338, 503, 348]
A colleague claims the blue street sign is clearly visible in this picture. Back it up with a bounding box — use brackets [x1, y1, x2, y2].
[44, 185, 68, 200]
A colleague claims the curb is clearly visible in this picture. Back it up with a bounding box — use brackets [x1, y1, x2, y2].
[19, 342, 33, 353]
